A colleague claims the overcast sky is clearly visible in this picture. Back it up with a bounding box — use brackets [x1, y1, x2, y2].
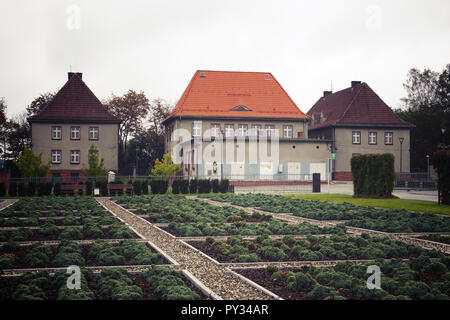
[1, 0, 449, 118]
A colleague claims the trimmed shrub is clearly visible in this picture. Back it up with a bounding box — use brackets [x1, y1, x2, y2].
[189, 179, 198, 193]
[59, 226, 83, 240]
[220, 179, 229, 193]
[0, 183, 5, 197]
[141, 180, 149, 195]
[351, 153, 395, 198]
[433, 150, 450, 204]
[257, 246, 287, 261]
[211, 179, 220, 193]
[18, 183, 26, 196]
[171, 180, 180, 194]
[288, 272, 314, 292]
[53, 183, 61, 196]
[151, 179, 169, 194]
[8, 182, 17, 197]
[26, 182, 36, 197]
[132, 180, 142, 195]
[180, 180, 189, 194]
[98, 180, 108, 196]
[86, 180, 93, 196]
[198, 179, 211, 193]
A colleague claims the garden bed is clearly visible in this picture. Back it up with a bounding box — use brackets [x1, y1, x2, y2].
[416, 234, 450, 245]
[0, 266, 208, 300]
[234, 254, 450, 300]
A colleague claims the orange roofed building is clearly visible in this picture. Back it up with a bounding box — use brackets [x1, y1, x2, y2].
[163, 70, 332, 182]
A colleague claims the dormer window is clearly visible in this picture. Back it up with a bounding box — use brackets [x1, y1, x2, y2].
[231, 105, 252, 111]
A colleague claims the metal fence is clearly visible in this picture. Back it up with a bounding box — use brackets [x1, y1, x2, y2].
[395, 172, 438, 190]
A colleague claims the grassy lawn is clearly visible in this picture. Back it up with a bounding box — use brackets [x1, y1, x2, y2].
[285, 194, 450, 216]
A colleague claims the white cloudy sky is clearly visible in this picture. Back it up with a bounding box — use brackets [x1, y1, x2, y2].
[1, 0, 449, 118]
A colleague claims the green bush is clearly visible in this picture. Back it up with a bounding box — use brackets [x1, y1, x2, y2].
[86, 180, 93, 196]
[40, 221, 59, 237]
[98, 247, 125, 266]
[351, 153, 395, 198]
[288, 272, 314, 292]
[97, 268, 142, 300]
[53, 183, 61, 196]
[211, 179, 220, 193]
[83, 222, 104, 238]
[18, 182, 26, 196]
[132, 181, 142, 195]
[198, 179, 211, 193]
[11, 228, 32, 241]
[307, 284, 339, 299]
[109, 223, 134, 239]
[59, 226, 83, 240]
[141, 180, 149, 195]
[0, 183, 5, 197]
[13, 284, 47, 300]
[433, 150, 450, 204]
[53, 240, 85, 267]
[171, 180, 180, 194]
[0, 255, 14, 269]
[26, 182, 36, 197]
[180, 180, 189, 194]
[189, 179, 198, 193]
[24, 243, 52, 267]
[257, 246, 287, 261]
[220, 179, 229, 193]
[8, 182, 17, 197]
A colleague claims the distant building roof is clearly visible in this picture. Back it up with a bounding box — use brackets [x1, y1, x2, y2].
[164, 70, 310, 123]
[29, 72, 120, 124]
[307, 81, 413, 130]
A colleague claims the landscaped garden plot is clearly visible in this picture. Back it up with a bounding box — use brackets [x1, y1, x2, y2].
[163, 220, 346, 237]
[112, 194, 273, 224]
[0, 266, 205, 300]
[187, 233, 443, 263]
[0, 239, 166, 269]
[416, 234, 450, 245]
[235, 255, 450, 300]
[199, 194, 450, 233]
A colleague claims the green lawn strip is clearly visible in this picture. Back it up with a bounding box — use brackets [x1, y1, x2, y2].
[285, 194, 450, 216]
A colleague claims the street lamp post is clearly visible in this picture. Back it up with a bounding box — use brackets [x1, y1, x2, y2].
[399, 137, 405, 173]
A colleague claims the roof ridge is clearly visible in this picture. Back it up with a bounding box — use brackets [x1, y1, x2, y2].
[336, 83, 365, 124]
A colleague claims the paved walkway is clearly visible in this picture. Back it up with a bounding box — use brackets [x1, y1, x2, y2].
[96, 198, 274, 300]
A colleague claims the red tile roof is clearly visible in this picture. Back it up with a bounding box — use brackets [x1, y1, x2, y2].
[165, 70, 310, 122]
[29, 73, 120, 123]
[307, 82, 413, 129]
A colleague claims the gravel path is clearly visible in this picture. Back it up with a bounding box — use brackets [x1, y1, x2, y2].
[96, 198, 274, 300]
[0, 199, 18, 211]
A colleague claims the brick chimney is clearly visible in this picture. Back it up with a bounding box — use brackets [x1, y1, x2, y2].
[351, 81, 361, 87]
[68, 72, 82, 80]
[323, 91, 332, 97]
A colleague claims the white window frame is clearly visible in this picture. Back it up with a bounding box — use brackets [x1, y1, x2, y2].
[251, 125, 261, 136]
[52, 126, 61, 140]
[237, 124, 248, 137]
[89, 127, 99, 140]
[51, 150, 61, 164]
[352, 131, 361, 144]
[225, 124, 234, 138]
[368, 132, 377, 145]
[384, 132, 393, 145]
[70, 150, 80, 164]
[192, 121, 202, 137]
[265, 125, 275, 137]
[283, 125, 293, 138]
[70, 126, 80, 140]
[210, 124, 221, 137]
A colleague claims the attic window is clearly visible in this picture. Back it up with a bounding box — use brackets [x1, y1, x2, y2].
[200, 72, 206, 78]
[231, 105, 252, 111]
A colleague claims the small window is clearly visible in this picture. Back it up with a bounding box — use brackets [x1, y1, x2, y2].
[89, 127, 99, 140]
[368, 132, 377, 145]
[70, 127, 80, 140]
[52, 126, 61, 140]
[192, 122, 202, 137]
[384, 132, 393, 145]
[210, 124, 221, 137]
[51, 150, 61, 164]
[225, 124, 234, 138]
[352, 131, 361, 144]
[265, 125, 275, 137]
[237, 124, 248, 137]
[283, 125, 293, 138]
[251, 125, 262, 136]
[70, 150, 80, 164]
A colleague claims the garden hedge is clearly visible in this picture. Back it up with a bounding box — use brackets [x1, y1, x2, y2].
[433, 150, 450, 205]
[0, 183, 5, 197]
[351, 153, 395, 198]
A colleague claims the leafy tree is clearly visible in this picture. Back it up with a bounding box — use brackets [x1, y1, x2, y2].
[15, 146, 50, 179]
[150, 152, 181, 178]
[104, 90, 150, 150]
[26, 92, 55, 117]
[6, 112, 31, 160]
[81, 145, 107, 178]
[395, 64, 450, 169]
